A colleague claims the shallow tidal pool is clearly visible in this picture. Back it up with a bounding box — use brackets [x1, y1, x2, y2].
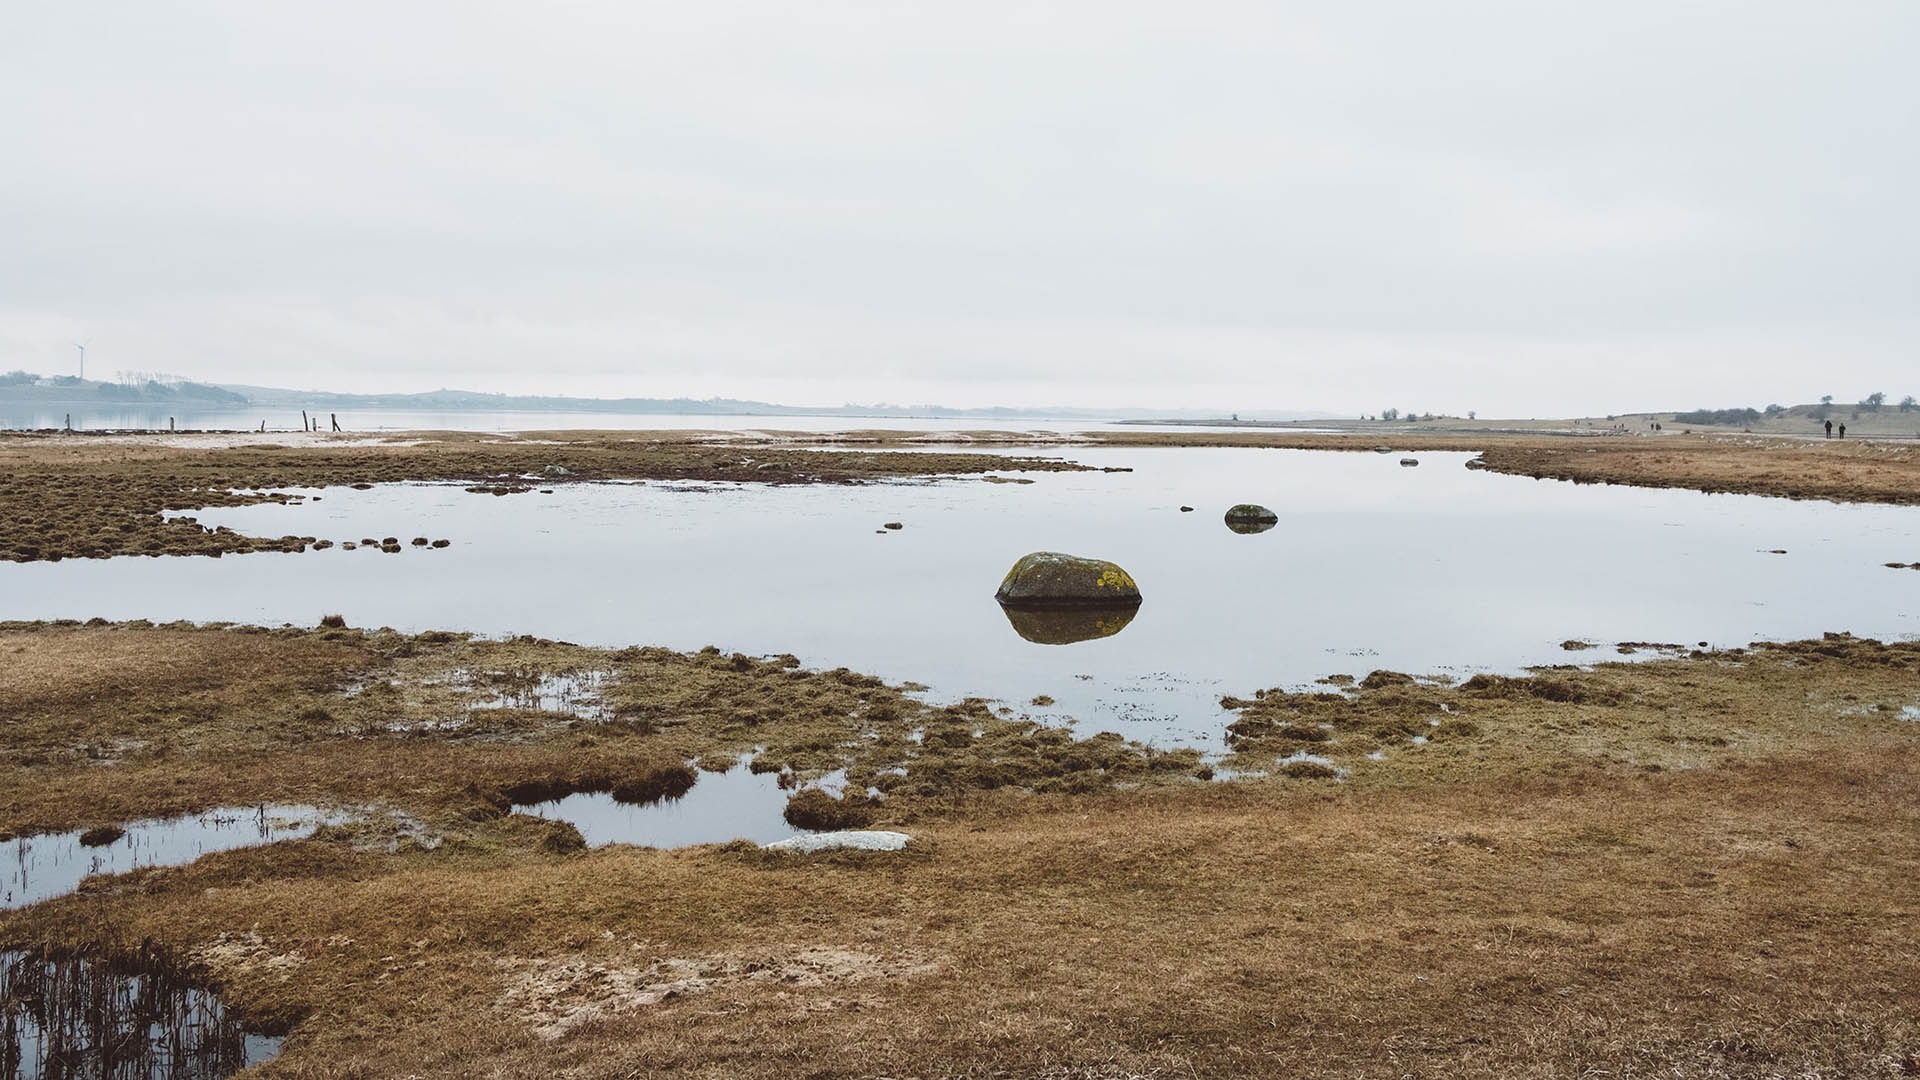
[4, 446, 1917, 750]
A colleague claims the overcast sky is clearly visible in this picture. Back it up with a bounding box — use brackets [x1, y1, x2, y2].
[3, 2, 1915, 415]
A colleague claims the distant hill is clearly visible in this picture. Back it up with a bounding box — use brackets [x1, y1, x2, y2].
[0, 370, 1333, 421]
[213, 383, 1330, 421]
[0, 371, 247, 407]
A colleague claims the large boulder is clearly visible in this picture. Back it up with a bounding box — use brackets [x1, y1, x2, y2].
[995, 552, 1141, 609]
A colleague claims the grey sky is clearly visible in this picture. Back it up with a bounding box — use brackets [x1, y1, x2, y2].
[3, 2, 1915, 414]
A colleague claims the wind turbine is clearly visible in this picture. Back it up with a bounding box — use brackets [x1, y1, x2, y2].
[73, 343, 86, 381]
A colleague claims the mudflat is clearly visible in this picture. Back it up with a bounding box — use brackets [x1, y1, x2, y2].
[1089, 429, 1920, 505]
[5, 427, 1917, 567]
[0, 429, 1092, 563]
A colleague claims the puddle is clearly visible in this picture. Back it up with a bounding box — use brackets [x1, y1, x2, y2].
[514, 758, 815, 847]
[0, 946, 283, 1078]
[2, 805, 344, 909]
[469, 669, 612, 720]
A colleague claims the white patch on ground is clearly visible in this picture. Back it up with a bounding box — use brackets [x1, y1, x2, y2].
[498, 946, 935, 1038]
[195, 931, 306, 981]
[763, 830, 910, 853]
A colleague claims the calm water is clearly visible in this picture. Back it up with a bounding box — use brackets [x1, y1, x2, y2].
[3, 447, 1917, 751]
[1, 806, 340, 909]
[0, 947, 282, 1078]
[0, 405, 1294, 435]
[514, 758, 810, 848]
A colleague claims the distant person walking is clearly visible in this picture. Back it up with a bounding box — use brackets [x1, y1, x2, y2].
[1825, 419, 1834, 438]
[1838, 423, 1847, 439]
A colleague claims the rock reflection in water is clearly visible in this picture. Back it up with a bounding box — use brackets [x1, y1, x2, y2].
[0, 946, 283, 1078]
[1223, 519, 1276, 535]
[998, 604, 1139, 645]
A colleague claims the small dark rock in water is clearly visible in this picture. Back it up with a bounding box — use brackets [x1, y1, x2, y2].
[431, 539, 451, 549]
[381, 537, 398, 546]
[543, 465, 573, 477]
[1465, 457, 1489, 470]
[343, 542, 358, 551]
[77, 825, 125, 847]
[1179, 505, 1194, 512]
[995, 552, 1142, 609]
[411, 537, 430, 546]
[313, 539, 334, 550]
[784, 789, 878, 830]
[351, 482, 374, 489]
[1767, 549, 1788, 554]
[883, 522, 904, 530]
[320, 614, 347, 629]
[1224, 504, 1277, 535]
[360, 538, 377, 547]
[1399, 458, 1419, 467]
[1560, 639, 1595, 651]
[1373, 445, 1393, 453]
[381, 543, 402, 554]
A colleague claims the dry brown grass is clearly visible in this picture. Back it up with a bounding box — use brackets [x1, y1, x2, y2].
[0, 624, 1195, 832]
[1223, 634, 1920, 783]
[5, 750, 1914, 1078]
[2, 623, 1917, 1076]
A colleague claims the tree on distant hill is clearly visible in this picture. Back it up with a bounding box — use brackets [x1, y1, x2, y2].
[0, 370, 36, 386]
[1381, 408, 1399, 421]
[1764, 403, 1785, 417]
[1900, 395, 1917, 412]
[1861, 391, 1886, 411]
[1673, 407, 1760, 426]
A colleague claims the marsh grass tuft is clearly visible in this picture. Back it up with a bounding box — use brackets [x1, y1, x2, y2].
[783, 789, 879, 830]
